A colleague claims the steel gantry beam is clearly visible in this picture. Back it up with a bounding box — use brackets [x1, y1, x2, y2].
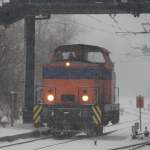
[1, 1, 150, 25]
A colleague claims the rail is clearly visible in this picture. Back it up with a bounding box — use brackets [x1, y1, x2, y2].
[110, 140, 150, 150]
[0, 119, 144, 150]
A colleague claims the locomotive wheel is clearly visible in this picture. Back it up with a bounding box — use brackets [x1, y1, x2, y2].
[52, 131, 74, 138]
[86, 126, 103, 137]
[111, 118, 119, 124]
[32, 130, 41, 137]
[103, 120, 109, 126]
[111, 112, 119, 124]
[52, 132, 62, 138]
[97, 126, 103, 136]
[86, 127, 96, 137]
[86, 129, 96, 137]
[111, 113, 119, 124]
[64, 132, 74, 137]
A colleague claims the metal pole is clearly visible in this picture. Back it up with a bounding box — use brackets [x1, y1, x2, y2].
[117, 87, 119, 103]
[10, 98, 14, 127]
[115, 87, 119, 103]
[23, 16, 35, 123]
[10, 91, 15, 127]
[139, 107, 142, 132]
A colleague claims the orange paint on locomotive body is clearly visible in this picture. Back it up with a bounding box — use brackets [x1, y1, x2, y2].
[42, 61, 113, 106]
[43, 79, 97, 105]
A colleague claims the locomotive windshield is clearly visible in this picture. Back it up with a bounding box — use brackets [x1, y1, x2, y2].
[54, 49, 105, 63]
[62, 51, 76, 60]
[86, 51, 105, 63]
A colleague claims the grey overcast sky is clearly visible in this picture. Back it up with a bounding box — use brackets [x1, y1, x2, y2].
[68, 14, 150, 99]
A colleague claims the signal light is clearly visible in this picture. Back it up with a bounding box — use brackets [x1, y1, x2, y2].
[47, 94, 54, 102]
[82, 95, 89, 102]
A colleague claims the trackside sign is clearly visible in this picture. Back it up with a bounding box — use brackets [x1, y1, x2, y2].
[136, 95, 144, 108]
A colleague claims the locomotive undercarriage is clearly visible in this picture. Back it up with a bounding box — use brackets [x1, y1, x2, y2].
[40, 105, 103, 137]
[102, 111, 119, 126]
[103, 104, 120, 126]
[33, 103, 119, 137]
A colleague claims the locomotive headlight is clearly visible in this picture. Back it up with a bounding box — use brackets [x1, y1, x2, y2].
[65, 61, 70, 67]
[47, 94, 54, 102]
[82, 95, 89, 102]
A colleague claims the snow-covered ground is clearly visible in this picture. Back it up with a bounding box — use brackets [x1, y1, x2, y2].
[0, 127, 32, 138]
[0, 97, 150, 150]
[0, 124, 34, 138]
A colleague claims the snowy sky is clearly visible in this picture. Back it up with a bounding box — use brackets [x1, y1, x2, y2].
[67, 14, 150, 99]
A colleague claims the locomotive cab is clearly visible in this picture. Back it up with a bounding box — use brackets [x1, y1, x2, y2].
[34, 44, 119, 137]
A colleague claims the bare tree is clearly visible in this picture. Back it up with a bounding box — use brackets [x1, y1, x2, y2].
[0, 20, 24, 115]
[0, 15, 79, 114]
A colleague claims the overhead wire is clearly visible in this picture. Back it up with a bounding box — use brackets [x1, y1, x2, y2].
[108, 14, 150, 60]
[114, 60, 150, 64]
[107, 15, 149, 50]
[86, 14, 134, 45]
[81, 15, 149, 62]
[34, 15, 135, 47]
[37, 15, 150, 61]
[114, 50, 150, 62]
[59, 15, 138, 51]
[85, 14, 140, 61]
[40, 15, 139, 42]
[58, 15, 115, 35]
[34, 15, 116, 42]
[86, 14, 116, 29]
[108, 14, 131, 33]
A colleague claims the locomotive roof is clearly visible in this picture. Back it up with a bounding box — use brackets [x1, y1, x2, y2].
[54, 44, 110, 54]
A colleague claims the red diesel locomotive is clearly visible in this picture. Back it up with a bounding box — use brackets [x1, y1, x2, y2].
[33, 44, 119, 136]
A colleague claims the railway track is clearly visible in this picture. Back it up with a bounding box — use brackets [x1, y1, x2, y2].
[0, 123, 130, 150]
[34, 136, 85, 150]
[33, 131, 122, 150]
[1, 107, 147, 150]
[131, 142, 150, 150]
[0, 135, 52, 149]
[110, 140, 150, 150]
[0, 118, 146, 150]
[34, 122, 146, 150]
[124, 106, 150, 116]
[0, 133, 89, 150]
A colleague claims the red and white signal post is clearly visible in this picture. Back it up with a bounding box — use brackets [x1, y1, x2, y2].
[136, 95, 144, 131]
